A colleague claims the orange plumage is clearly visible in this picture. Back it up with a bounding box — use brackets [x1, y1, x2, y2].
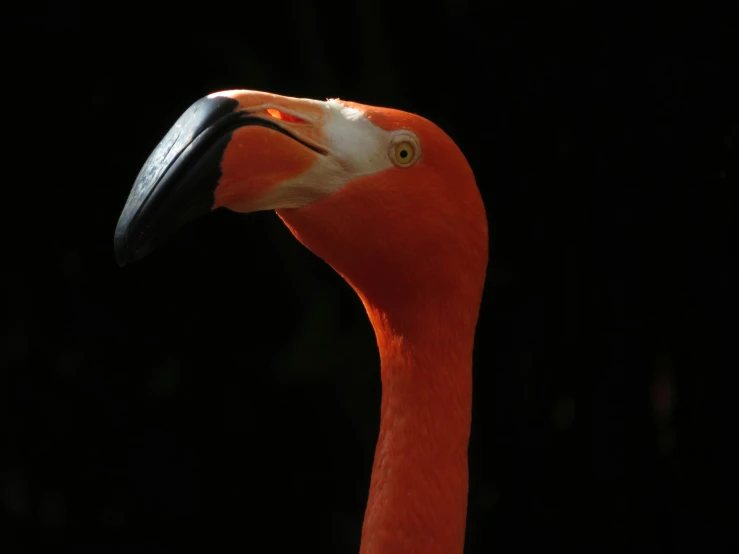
[115, 90, 488, 554]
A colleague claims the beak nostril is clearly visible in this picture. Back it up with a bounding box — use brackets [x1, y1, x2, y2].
[265, 108, 307, 124]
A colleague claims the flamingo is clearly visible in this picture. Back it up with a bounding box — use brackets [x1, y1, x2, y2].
[115, 90, 488, 554]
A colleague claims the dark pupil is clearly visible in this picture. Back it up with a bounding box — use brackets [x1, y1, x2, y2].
[399, 149, 408, 159]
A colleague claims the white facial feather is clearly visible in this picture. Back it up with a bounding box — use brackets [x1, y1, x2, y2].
[254, 100, 394, 211]
[324, 99, 394, 176]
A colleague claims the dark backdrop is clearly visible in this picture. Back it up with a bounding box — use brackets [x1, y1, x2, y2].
[3, 1, 737, 553]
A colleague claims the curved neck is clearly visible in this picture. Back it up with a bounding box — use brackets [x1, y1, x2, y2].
[358, 301, 476, 554]
[274, 174, 488, 554]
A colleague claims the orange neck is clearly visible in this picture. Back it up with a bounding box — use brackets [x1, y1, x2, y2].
[275, 161, 487, 554]
[358, 298, 475, 554]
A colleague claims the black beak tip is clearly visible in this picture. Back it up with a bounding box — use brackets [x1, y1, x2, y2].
[113, 95, 243, 269]
[114, 223, 144, 268]
[115, 252, 128, 268]
[114, 231, 131, 267]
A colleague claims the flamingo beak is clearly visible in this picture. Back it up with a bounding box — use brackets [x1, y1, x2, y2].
[114, 92, 325, 266]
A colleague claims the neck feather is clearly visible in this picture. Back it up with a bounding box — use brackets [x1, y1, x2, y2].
[358, 297, 477, 554]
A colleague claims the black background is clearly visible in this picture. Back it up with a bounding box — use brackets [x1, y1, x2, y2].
[3, 1, 738, 553]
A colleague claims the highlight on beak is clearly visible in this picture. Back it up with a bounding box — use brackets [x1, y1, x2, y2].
[113, 93, 322, 267]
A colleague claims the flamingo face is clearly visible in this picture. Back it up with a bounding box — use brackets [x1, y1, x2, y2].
[207, 90, 419, 214]
[115, 90, 486, 311]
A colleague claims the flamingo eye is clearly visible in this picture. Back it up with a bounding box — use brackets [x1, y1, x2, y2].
[394, 142, 415, 166]
[389, 133, 421, 168]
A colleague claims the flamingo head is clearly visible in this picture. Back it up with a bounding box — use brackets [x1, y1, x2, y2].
[115, 90, 487, 311]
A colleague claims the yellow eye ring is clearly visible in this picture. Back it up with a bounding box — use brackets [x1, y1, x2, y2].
[389, 134, 420, 168]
